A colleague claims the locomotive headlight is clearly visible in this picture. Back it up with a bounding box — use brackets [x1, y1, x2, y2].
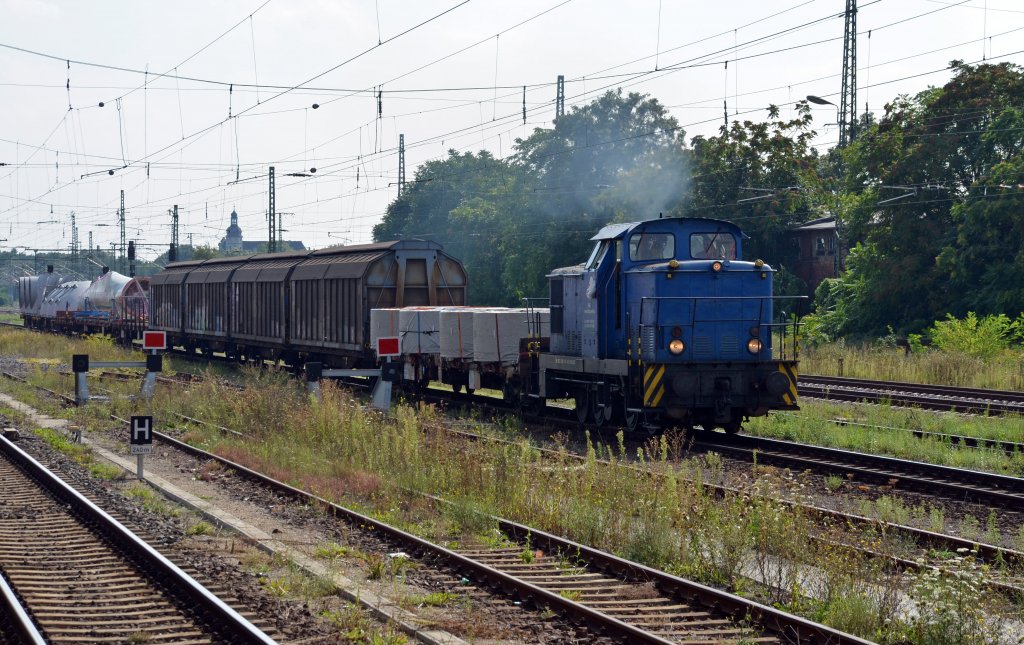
[711, 261, 723, 272]
[747, 338, 763, 354]
[754, 259, 764, 268]
[668, 339, 685, 355]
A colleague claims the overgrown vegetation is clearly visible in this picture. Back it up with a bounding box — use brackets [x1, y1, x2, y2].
[42, 368, 1004, 644]
[2, 329, 1022, 641]
[745, 401, 1024, 478]
[801, 311, 1024, 389]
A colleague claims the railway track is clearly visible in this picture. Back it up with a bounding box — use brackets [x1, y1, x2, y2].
[163, 409, 1024, 601]
[37, 361, 1024, 593]
[0, 434, 274, 644]
[696, 433, 1024, 512]
[825, 417, 1024, 455]
[116, 416, 867, 644]
[799, 374, 1024, 416]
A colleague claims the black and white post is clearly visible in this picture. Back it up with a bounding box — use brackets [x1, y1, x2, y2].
[129, 415, 153, 480]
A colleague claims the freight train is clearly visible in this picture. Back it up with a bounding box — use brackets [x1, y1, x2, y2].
[370, 217, 801, 432]
[17, 266, 149, 340]
[15, 216, 800, 432]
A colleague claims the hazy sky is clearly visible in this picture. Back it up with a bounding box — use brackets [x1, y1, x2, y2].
[2, 0, 1022, 261]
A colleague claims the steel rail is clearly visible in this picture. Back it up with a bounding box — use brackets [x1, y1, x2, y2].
[0, 434, 276, 645]
[799, 377, 1024, 416]
[825, 417, 1024, 455]
[108, 415, 871, 644]
[0, 569, 46, 645]
[426, 425, 1024, 596]
[8, 362, 1024, 578]
[802, 374, 1024, 403]
[696, 433, 1024, 511]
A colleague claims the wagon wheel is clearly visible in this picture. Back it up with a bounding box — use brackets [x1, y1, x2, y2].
[574, 390, 591, 426]
[590, 393, 610, 427]
[624, 408, 643, 433]
[723, 419, 743, 434]
[520, 395, 543, 418]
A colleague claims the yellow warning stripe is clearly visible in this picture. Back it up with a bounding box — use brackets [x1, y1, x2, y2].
[779, 362, 798, 405]
[644, 365, 665, 407]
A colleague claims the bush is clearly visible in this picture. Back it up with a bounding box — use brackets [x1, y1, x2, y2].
[928, 312, 1016, 359]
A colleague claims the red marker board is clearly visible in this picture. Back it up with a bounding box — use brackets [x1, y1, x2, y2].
[377, 336, 400, 357]
[142, 331, 167, 350]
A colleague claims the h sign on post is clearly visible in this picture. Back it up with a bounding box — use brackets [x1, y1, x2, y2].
[130, 416, 153, 454]
[142, 331, 167, 350]
[130, 415, 153, 480]
[377, 336, 400, 358]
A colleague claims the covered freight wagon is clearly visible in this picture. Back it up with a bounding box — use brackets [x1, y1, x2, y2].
[148, 239, 467, 367]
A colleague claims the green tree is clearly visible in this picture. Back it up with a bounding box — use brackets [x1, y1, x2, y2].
[684, 102, 821, 291]
[375, 90, 690, 304]
[374, 150, 534, 304]
[836, 61, 1024, 335]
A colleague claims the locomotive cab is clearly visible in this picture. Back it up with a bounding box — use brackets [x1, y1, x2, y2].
[542, 217, 800, 433]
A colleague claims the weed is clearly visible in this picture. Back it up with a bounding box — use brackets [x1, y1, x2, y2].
[314, 542, 351, 560]
[984, 510, 1000, 546]
[88, 461, 124, 480]
[558, 590, 582, 602]
[123, 484, 180, 517]
[34, 427, 91, 465]
[365, 554, 386, 580]
[928, 507, 946, 534]
[126, 631, 150, 644]
[185, 520, 214, 536]
[906, 549, 1003, 644]
[261, 576, 290, 597]
[959, 514, 980, 541]
[824, 474, 844, 492]
[411, 591, 457, 607]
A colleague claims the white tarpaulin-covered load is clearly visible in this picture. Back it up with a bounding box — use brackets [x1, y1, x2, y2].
[398, 306, 448, 355]
[439, 308, 479, 359]
[369, 308, 400, 351]
[472, 308, 550, 365]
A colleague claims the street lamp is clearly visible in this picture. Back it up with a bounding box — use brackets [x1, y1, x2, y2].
[806, 95, 840, 128]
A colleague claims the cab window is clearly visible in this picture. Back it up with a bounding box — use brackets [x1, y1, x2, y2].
[690, 232, 736, 260]
[585, 241, 609, 269]
[629, 233, 675, 261]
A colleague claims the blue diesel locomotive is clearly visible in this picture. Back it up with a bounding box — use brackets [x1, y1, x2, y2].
[527, 216, 800, 432]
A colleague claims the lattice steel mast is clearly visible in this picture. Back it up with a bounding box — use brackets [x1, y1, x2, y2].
[839, 0, 857, 147]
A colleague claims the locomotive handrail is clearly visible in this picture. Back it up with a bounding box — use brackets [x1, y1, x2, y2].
[521, 297, 551, 339]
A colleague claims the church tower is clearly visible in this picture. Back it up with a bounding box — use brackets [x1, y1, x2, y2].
[219, 209, 244, 253]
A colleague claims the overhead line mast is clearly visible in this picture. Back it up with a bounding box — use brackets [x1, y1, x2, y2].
[119, 189, 126, 274]
[268, 166, 276, 254]
[398, 134, 406, 198]
[555, 74, 565, 119]
[839, 0, 857, 147]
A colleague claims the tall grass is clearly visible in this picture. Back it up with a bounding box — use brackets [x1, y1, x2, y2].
[109, 379, 1013, 642]
[0, 324, 1018, 642]
[0, 327, 131, 363]
[802, 343, 1024, 391]
[745, 401, 1024, 477]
